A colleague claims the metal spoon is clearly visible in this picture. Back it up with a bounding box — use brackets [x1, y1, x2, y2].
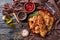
[45, 3, 56, 15]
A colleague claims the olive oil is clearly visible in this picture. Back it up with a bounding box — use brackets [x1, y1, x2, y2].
[2, 15, 15, 28]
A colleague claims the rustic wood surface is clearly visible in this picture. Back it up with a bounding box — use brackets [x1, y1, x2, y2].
[0, 0, 60, 40]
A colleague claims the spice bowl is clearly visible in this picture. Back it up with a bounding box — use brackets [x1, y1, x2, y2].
[17, 12, 27, 21]
[24, 2, 35, 13]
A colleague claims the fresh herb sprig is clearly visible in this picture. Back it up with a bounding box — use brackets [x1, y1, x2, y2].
[29, 11, 38, 18]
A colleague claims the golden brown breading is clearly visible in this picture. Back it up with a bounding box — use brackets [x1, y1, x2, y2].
[38, 10, 54, 31]
[28, 10, 54, 37]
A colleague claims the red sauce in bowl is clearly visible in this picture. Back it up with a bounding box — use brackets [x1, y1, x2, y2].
[25, 2, 35, 13]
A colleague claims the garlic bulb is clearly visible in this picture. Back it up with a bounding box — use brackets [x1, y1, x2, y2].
[21, 29, 29, 37]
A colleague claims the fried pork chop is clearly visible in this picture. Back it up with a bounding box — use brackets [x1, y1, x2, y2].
[28, 10, 54, 37]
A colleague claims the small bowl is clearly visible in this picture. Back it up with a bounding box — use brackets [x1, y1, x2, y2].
[24, 2, 35, 13]
[17, 12, 27, 21]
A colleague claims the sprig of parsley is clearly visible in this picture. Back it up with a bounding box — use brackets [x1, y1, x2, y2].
[29, 11, 38, 18]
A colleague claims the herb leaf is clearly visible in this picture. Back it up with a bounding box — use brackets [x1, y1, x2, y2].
[29, 11, 38, 18]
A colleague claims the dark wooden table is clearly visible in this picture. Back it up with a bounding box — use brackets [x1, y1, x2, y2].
[0, 0, 60, 40]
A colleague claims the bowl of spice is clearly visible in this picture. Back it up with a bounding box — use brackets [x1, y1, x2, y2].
[17, 12, 27, 21]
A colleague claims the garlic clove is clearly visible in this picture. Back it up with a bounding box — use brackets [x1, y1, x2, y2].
[2, 15, 6, 20]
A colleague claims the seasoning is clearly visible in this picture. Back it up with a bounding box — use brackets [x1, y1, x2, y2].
[18, 12, 27, 20]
